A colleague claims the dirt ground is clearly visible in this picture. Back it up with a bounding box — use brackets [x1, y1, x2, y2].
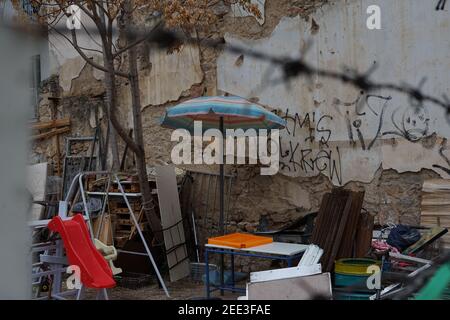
[82, 278, 241, 300]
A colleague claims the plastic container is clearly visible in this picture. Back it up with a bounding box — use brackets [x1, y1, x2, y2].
[334, 273, 371, 288]
[333, 258, 381, 299]
[334, 258, 381, 275]
[208, 233, 273, 248]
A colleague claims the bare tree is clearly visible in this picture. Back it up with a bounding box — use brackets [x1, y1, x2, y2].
[16, 0, 259, 245]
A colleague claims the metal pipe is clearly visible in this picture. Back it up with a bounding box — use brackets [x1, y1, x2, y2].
[225, 175, 233, 233]
[209, 175, 218, 231]
[78, 173, 94, 238]
[192, 209, 200, 263]
[117, 249, 149, 256]
[203, 174, 212, 226]
[219, 116, 225, 235]
[63, 172, 82, 202]
[219, 116, 225, 296]
[95, 175, 111, 239]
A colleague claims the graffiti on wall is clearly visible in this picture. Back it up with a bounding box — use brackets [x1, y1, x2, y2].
[274, 90, 450, 185]
[275, 108, 343, 184]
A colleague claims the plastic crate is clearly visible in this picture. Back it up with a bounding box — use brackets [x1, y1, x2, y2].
[208, 233, 272, 248]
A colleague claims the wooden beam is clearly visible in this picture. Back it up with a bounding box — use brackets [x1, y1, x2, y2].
[30, 118, 70, 131]
[31, 127, 70, 141]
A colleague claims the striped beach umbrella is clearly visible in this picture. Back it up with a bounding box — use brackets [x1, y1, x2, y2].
[160, 95, 285, 231]
[160, 96, 286, 133]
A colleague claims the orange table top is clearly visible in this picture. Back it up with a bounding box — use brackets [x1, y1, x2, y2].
[208, 233, 273, 249]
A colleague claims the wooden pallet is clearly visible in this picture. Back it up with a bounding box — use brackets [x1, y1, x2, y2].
[111, 206, 147, 247]
[109, 200, 141, 211]
[109, 182, 140, 193]
[114, 233, 130, 248]
[110, 207, 131, 214]
[115, 218, 134, 226]
[116, 223, 146, 231]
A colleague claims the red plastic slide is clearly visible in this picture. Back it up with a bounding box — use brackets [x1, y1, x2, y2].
[48, 214, 116, 289]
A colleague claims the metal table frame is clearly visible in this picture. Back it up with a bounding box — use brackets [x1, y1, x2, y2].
[204, 244, 305, 298]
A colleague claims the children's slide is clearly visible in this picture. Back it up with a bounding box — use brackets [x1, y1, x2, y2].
[48, 214, 116, 289]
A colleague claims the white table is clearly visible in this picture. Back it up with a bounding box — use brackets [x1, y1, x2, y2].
[205, 242, 308, 256]
[204, 242, 308, 298]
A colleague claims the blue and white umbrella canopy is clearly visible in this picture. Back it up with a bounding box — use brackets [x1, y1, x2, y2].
[160, 96, 286, 133]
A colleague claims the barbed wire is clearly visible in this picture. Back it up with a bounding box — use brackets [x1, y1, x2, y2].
[3, 4, 450, 122]
[132, 25, 450, 121]
[436, 0, 447, 10]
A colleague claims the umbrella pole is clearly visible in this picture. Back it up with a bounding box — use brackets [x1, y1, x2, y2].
[219, 116, 225, 235]
[219, 116, 225, 296]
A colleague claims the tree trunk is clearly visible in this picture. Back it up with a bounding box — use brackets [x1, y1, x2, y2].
[95, 3, 121, 170]
[102, 50, 121, 170]
[125, 1, 163, 245]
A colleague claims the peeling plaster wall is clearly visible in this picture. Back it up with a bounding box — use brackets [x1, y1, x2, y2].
[231, 0, 266, 25]
[140, 44, 204, 107]
[115, 43, 204, 139]
[217, 0, 450, 186]
[47, 10, 107, 94]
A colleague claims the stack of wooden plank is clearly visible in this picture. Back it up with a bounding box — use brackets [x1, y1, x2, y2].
[420, 179, 450, 249]
[110, 180, 140, 193]
[30, 118, 71, 141]
[108, 197, 146, 248]
[311, 189, 372, 272]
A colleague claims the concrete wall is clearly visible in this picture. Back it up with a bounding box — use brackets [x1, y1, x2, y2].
[217, 0, 450, 185]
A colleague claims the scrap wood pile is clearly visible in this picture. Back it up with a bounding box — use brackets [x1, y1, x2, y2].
[311, 188, 373, 272]
[420, 179, 450, 250]
[87, 176, 150, 248]
[302, 186, 450, 300]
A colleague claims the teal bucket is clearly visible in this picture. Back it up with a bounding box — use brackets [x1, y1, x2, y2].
[334, 290, 372, 300]
[334, 273, 370, 288]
